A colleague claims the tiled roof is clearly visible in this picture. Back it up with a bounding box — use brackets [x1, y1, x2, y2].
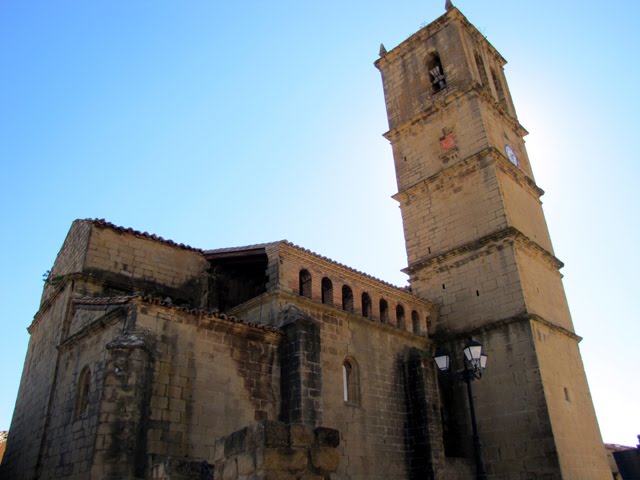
[88, 219, 203, 253]
[72, 295, 281, 333]
[85, 219, 411, 293]
[204, 241, 281, 255]
[208, 240, 410, 292]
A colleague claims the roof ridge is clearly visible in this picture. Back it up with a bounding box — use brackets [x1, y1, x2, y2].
[83, 219, 410, 293]
[85, 218, 204, 253]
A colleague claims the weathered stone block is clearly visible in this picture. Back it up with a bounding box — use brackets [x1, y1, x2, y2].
[260, 447, 307, 471]
[314, 427, 339, 448]
[222, 458, 237, 480]
[236, 452, 255, 475]
[290, 424, 313, 447]
[310, 447, 340, 472]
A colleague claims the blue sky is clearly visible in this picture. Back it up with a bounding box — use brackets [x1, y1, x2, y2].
[1, 0, 638, 446]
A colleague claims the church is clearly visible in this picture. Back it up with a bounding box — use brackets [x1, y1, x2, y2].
[0, 4, 612, 479]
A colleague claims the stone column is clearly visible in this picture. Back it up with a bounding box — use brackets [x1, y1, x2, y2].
[91, 332, 154, 479]
[402, 347, 446, 480]
[279, 306, 323, 427]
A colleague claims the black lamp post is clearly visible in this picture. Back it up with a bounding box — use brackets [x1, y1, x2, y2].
[434, 339, 488, 480]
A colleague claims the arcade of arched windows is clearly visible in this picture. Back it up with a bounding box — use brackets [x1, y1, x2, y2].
[297, 268, 428, 335]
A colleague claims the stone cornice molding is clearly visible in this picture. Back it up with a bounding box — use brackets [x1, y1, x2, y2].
[405, 226, 564, 275]
[274, 243, 434, 308]
[375, 8, 505, 70]
[383, 85, 527, 143]
[237, 289, 433, 343]
[431, 312, 581, 343]
[393, 147, 544, 207]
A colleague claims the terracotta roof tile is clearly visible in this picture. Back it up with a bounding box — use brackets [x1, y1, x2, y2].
[87, 219, 203, 253]
[72, 295, 281, 333]
[85, 219, 410, 293]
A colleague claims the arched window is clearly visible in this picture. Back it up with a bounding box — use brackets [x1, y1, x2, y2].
[396, 304, 405, 329]
[427, 52, 446, 93]
[412, 310, 421, 335]
[379, 298, 389, 324]
[474, 51, 489, 87]
[342, 285, 354, 313]
[362, 292, 372, 319]
[491, 68, 508, 110]
[74, 366, 91, 419]
[299, 269, 312, 298]
[321, 277, 333, 306]
[343, 357, 360, 405]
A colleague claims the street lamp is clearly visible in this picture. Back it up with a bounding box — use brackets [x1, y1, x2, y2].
[434, 339, 488, 480]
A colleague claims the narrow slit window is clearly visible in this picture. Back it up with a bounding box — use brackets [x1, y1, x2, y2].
[380, 298, 389, 324]
[412, 310, 421, 334]
[321, 277, 333, 306]
[396, 304, 405, 329]
[474, 51, 489, 87]
[362, 292, 372, 319]
[491, 68, 508, 110]
[343, 358, 360, 405]
[299, 269, 312, 298]
[74, 366, 91, 419]
[342, 285, 354, 312]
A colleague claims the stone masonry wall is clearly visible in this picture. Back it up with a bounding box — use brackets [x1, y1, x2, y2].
[411, 237, 526, 335]
[36, 313, 124, 479]
[437, 321, 563, 478]
[211, 421, 340, 480]
[231, 283, 465, 479]
[396, 157, 507, 265]
[42, 219, 93, 305]
[83, 223, 209, 306]
[533, 324, 611, 479]
[0, 284, 75, 480]
[271, 243, 435, 336]
[133, 301, 282, 466]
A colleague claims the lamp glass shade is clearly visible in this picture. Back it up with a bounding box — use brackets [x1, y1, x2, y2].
[463, 340, 483, 362]
[480, 353, 488, 369]
[433, 351, 450, 372]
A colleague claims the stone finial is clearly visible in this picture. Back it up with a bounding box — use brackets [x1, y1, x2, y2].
[445, 0, 454, 11]
[379, 43, 388, 56]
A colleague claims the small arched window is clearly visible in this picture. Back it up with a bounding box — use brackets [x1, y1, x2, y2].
[299, 269, 312, 298]
[362, 293, 372, 319]
[491, 68, 508, 110]
[474, 51, 489, 88]
[74, 366, 91, 419]
[379, 298, 389, 324]
[321, 277, 333, 306]
[342, 285, 354, 313]
[412, 310, 421, 335]
[427, 52, 446, 93]
[343, 357, 360, 405]
[396, 304, 405, 329]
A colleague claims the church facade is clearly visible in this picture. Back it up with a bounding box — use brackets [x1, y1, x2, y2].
[0, 5, 611, 480]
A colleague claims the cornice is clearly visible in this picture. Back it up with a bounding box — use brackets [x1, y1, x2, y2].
[405, 226, 563, 275]
[375, 8, 505, 70]
[241, 289, 433, 343]
[430, 312, 581, 343]
[383, 85, 526, 143]
[393, 147, 544, 206]
[275, 242, 427, 302]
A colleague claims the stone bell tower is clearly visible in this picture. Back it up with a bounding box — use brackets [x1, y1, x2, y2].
[375, 4, 611, 479]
